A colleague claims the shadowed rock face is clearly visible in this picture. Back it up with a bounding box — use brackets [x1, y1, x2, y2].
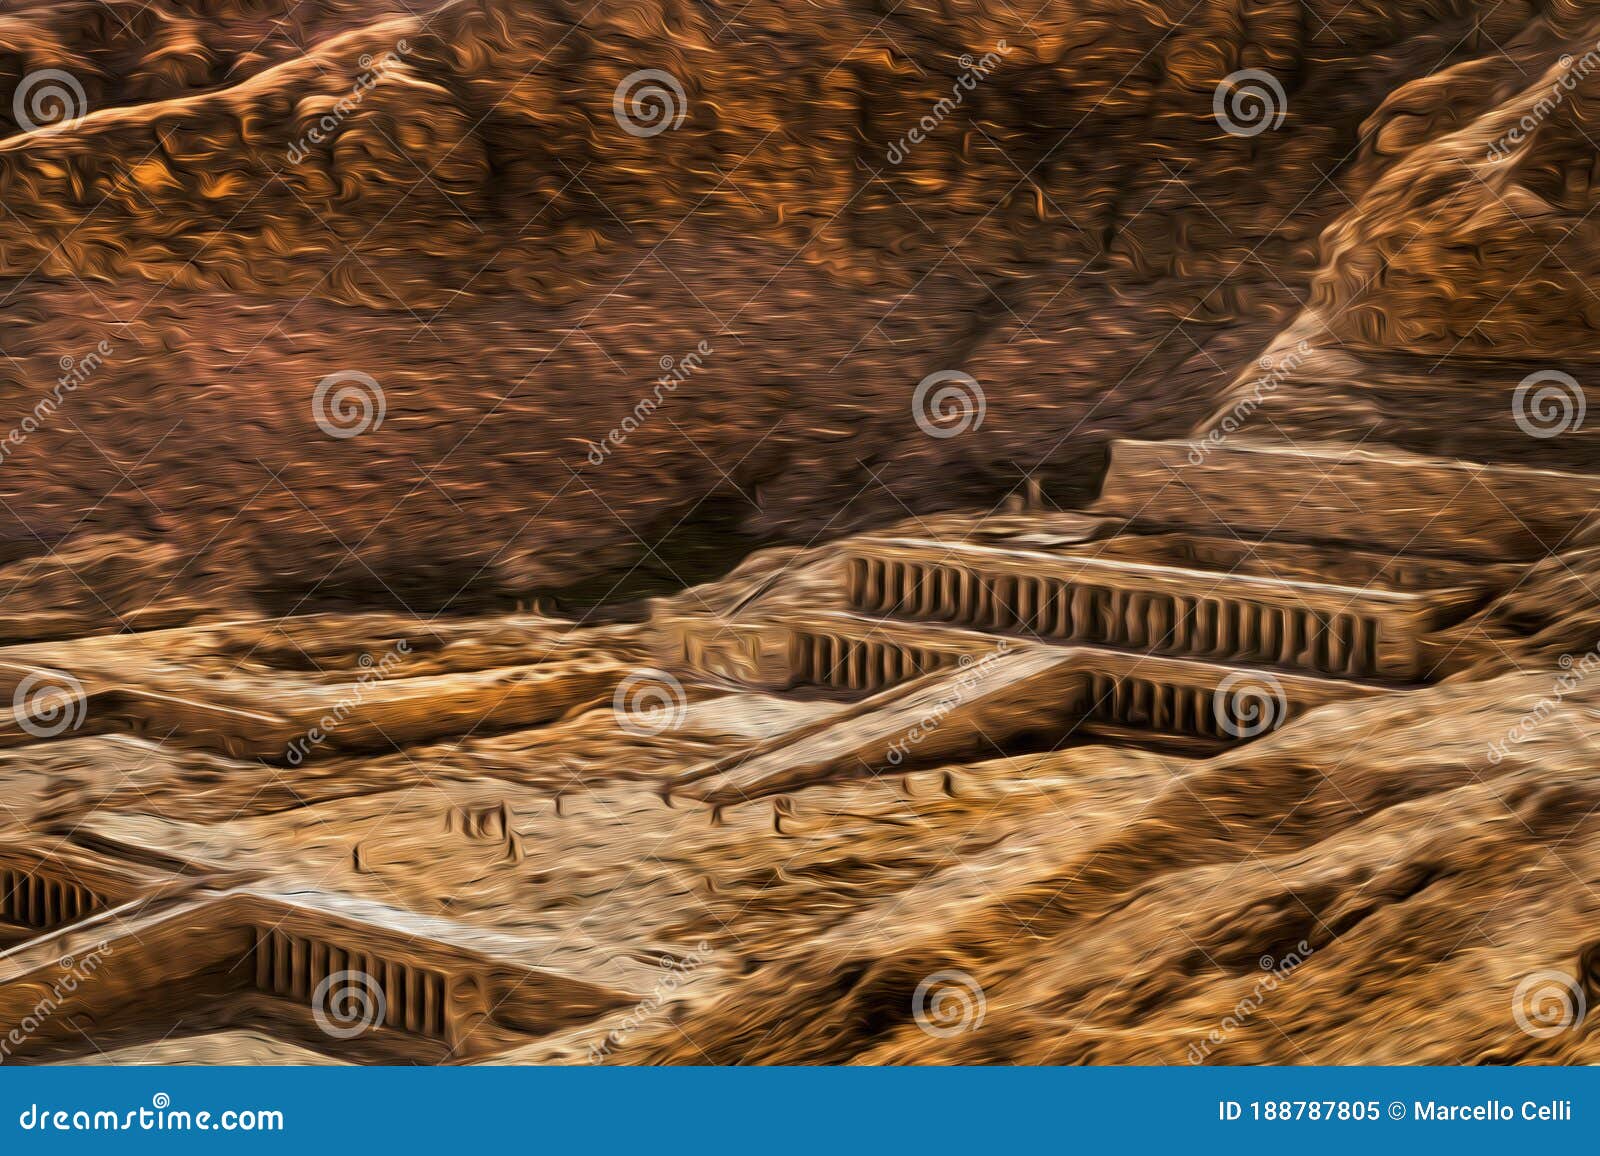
[5, 3, 1600, 1068]
[0, 0, 1582, 612]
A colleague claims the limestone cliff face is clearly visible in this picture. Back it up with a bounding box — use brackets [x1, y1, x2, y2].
[0, 0, 1583, 610]
[1206, 8, 1600, 469]
[4, 0, 1600, 1070]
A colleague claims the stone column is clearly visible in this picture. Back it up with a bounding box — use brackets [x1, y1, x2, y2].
[863, 558, 883, 611]
[1050, 581, 1069, 638]
[1311, 612, 1332, 672]
[939, 567, 958, 620]
[1195, 598, 1216, 654]
[1069, 585, 1091, 641]
[1109, 588, 1130, 646]
[994, 575, 1014, 630]
[1349, 615, 1373, 677]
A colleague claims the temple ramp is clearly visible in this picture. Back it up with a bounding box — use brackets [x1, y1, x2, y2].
[675, 647, 1075, 807]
